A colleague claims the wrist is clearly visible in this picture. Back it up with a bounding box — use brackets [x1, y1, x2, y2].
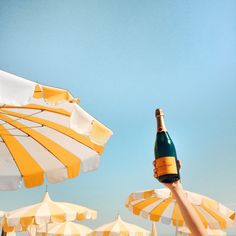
[168, 181, 184, 195]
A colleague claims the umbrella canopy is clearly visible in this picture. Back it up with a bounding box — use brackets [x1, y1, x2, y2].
[0, 211, 5, 225]
[37, 222, 92, 236]
[126, 188, 235, 230]
[3, 192, 97, 232]
[92, 215, 150, 236]
[0, 70, 112, 190]
[178, 226, 227, 236]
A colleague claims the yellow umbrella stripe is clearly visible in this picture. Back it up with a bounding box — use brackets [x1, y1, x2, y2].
[192, 205, 209, 228]
[201, 205, 227, 228]
[103, 231, 110, 236]
[1, 108, 104, 154]
[150, 198, 172, 221]
[118, 233, 129, 236]
[49, 201, 75, 222]
[0, 113, 81, 186]
[18, 205, 40, 226]
[20, 217, 35, 227]
[33, 85, 80, 104]
[38, 222, 92, 236]
[126, 196, 135, 206]
[132, 198, 161, 215]
[172, 203, 184, 226]
[128, 190, 155, 201]
[143, 190, 156, 199]
[77, 213, 87, 221]
[3, 226, 15, 232]
[50, 214, 66, 223]
[0, 123, 44, 188]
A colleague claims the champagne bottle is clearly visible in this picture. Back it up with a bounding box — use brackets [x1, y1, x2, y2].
[154, 108, 180, 183]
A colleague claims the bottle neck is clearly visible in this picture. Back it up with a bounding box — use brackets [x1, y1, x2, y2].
[156, 115, 167, 132]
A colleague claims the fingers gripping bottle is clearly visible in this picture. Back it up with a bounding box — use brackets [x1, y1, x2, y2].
[154, 108, 180, 183]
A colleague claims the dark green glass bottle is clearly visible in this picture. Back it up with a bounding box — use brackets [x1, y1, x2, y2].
[154, 108, 180, 183]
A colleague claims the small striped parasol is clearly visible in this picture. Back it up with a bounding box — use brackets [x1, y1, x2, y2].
[92, 215, 150, 236]
[37, 222, 92, 236]
[3, 192, 96, 232]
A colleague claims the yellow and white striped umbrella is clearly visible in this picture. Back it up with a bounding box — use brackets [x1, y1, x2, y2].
[178, 226, 227, 236]
[0, 210, 5, 225]
[126, 189, 235, 230]
[0, 70, 112, 190]
[3, 192, 97, 231]
[92, 215, 150, 236]
[37, 222, 92, 236]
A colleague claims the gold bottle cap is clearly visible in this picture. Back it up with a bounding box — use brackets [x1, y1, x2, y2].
[155, 108, 164, 117]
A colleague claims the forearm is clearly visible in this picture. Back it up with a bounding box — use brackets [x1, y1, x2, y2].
[171, 184, 208, 236]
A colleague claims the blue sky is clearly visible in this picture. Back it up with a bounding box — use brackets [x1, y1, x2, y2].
[0, 1, 236, 235]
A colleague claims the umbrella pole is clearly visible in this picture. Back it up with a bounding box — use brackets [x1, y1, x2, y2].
[175, 211, 178, 236]
[1, 229, 6, 236]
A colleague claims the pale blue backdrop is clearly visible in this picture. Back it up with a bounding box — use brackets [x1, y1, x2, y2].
[0, 1, 236, 235]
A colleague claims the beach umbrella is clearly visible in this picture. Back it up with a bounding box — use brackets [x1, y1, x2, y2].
[1, 232, 15, 236]
[1, 224, 36, 236]
[92, 215, 150, 236]
[0, 211, 5, 225]
[0, 70, 112, 190]
[126, 189, 235, 231]
[37, 222, 92, 236]
[0, 210, 6, 235]
[178, 226, 227, 236]
[3, 191, 97, 232]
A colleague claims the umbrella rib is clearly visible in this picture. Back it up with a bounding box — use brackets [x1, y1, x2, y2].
[0, 125, 44, 133]
[1, 134, 30, 137]
[0, 108, 104, 154]
[0, 104, 71, 117]
[0, 109, 44, 128]
[0, 113, 81, 187]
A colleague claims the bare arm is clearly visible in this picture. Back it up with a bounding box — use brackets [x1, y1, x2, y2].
[166, 181, 208, 236]
[153, 161, 208, 236]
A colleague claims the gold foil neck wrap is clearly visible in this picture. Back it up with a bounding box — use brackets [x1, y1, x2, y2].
[155, 108, 164, 117]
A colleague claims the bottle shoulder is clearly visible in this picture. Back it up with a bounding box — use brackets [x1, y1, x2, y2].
[156, 131, 173, 142]
[155, 131, 177, 156]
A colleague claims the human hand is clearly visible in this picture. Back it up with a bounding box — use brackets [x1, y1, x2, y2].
[153, 159, 182, 191]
